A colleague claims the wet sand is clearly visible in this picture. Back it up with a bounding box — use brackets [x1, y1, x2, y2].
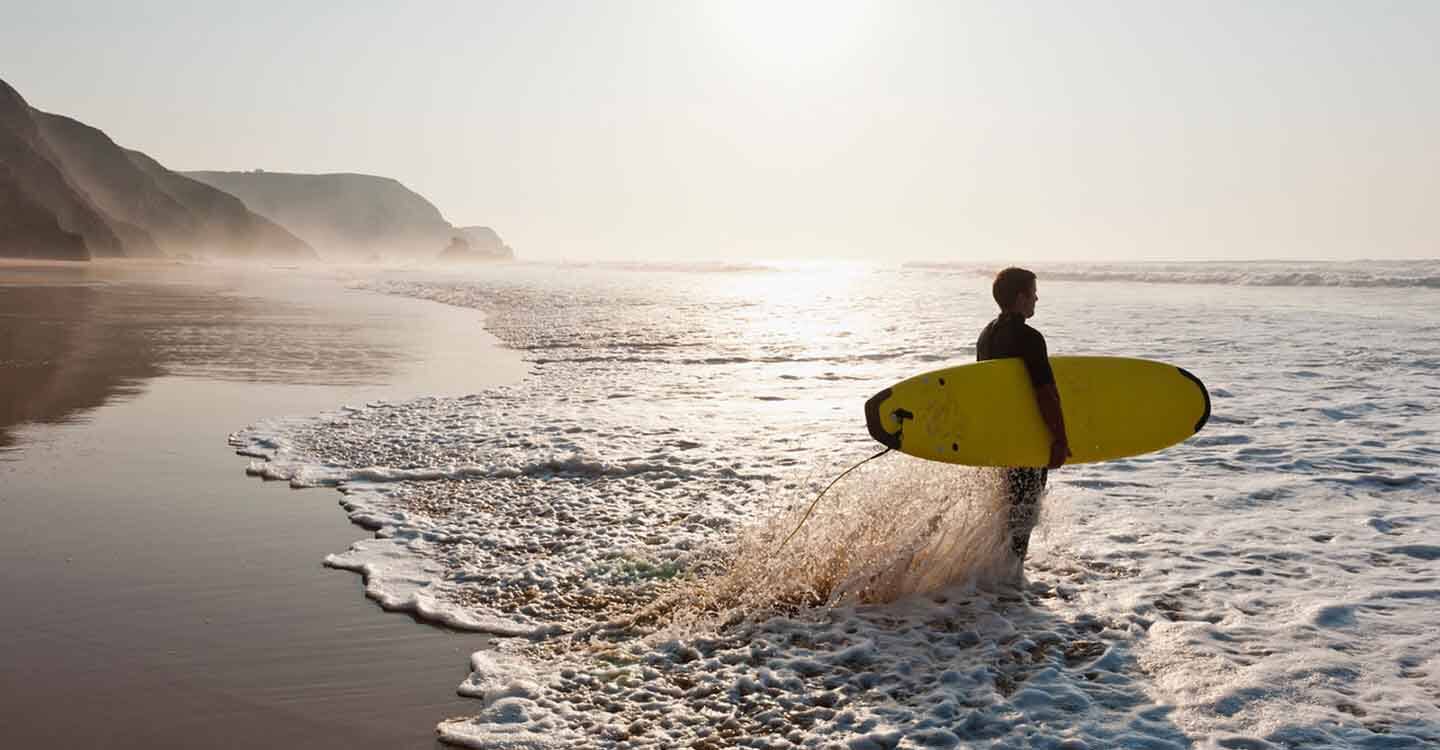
[0, 260, 526, 748]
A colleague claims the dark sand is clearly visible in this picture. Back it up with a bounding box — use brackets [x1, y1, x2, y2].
[0, 261, 526, 748]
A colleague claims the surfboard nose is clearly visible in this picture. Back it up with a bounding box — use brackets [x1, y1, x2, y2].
[864, 387, 903, 450]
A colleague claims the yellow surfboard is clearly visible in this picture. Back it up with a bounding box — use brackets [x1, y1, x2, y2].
[864, 356, 1210, 467]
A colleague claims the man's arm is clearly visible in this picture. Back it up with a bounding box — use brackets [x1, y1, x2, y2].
[1022, 329, 1070, 469]
[1035, 383, 1070, 469]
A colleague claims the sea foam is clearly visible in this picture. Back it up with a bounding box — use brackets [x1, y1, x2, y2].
[234, 262, 1439, 748]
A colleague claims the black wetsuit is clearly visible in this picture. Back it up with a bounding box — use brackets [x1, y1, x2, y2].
[976, 313, 1052, 560]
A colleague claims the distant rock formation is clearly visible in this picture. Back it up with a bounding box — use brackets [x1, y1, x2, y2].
[0, 77, 314, 260]
[185, 170, 460, 259]
[439, 226, 515, 262]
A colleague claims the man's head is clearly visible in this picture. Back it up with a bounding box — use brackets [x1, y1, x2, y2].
[992, 267, 1038, 318]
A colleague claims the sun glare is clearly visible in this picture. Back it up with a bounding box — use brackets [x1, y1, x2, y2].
[700, 0, 881, 76]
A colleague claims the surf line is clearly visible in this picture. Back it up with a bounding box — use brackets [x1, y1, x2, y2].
[777, 447, 892, 552]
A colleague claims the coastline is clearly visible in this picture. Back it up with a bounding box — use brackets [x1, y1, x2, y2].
[0, 260, 526, 748]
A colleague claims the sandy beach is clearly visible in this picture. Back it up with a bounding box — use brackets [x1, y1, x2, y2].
[0, 260, 525, 748]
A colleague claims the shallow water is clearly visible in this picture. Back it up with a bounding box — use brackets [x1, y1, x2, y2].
[236, 261, 1440, 748]
[0, 263, 525, 749]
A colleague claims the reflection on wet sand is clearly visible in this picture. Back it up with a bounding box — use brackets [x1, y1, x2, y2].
[0, 261, 521, 749]
[0, 266, 404, 452]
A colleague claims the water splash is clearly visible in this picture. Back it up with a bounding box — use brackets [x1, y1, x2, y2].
[635, 458, 1036, 638]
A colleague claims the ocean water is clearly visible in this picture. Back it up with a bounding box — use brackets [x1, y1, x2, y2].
[234, 260, 1440, 749]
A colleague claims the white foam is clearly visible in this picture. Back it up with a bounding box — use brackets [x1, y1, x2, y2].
[234, 263, 1440, 748]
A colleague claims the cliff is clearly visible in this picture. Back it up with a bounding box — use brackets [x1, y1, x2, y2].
[184, 170, 456, 259]
[2, 75, 504, 263]
[0, 169, 91, 260]
[0, 77, 314, 260]
[0, 78, 124, 259]
[121, 149, 312, 258]
[34, 112, 312, 258]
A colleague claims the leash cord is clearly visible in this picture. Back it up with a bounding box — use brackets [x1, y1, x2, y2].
[776, 447, 892, 552]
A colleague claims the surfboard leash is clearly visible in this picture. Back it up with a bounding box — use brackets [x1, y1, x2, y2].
[776, 447, 892, 553]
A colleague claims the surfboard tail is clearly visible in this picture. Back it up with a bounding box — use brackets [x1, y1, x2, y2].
[864, 388, 902, 450]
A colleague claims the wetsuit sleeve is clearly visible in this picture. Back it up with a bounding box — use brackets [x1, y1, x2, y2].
[1021, 328, 1055, 387]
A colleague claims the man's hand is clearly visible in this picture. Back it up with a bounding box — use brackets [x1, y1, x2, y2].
[1047, 438, 1071, 470]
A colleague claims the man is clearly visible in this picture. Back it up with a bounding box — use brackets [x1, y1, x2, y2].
[976, 267, 1070, 565]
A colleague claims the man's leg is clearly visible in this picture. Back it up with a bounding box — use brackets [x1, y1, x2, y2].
[1005, 468, 1048, 560]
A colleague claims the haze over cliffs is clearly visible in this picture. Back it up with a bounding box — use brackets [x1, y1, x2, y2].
[2, 77, 512, 263]
[185, 170, 514, 261]
[36, 114, 312, 259]
[0, 78, 313, 261]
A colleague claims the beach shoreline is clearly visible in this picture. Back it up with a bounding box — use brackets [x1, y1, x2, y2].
[0, 260, 525, 748]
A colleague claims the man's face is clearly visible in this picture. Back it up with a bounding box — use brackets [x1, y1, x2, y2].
[1019, 282, 1038, 318]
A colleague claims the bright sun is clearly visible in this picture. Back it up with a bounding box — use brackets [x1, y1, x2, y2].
[700, 0, 881, 77]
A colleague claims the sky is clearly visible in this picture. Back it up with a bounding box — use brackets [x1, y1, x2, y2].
[3, 0, 1438, 262]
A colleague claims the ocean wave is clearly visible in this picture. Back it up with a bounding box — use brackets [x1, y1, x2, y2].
[239, 454, 704, 487]
[905, 261, 1440, 288]
[558, 260, 780, 274]
[531, 351, 921, 366]
[231, 424, 773, 489]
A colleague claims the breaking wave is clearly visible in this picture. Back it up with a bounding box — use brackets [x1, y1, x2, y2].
[906, 260, 1440, 288]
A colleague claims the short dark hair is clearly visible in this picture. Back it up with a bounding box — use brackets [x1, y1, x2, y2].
[992, 267, 1036, 308]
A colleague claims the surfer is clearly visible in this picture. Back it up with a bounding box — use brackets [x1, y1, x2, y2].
[977, 267, 1070, 564]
